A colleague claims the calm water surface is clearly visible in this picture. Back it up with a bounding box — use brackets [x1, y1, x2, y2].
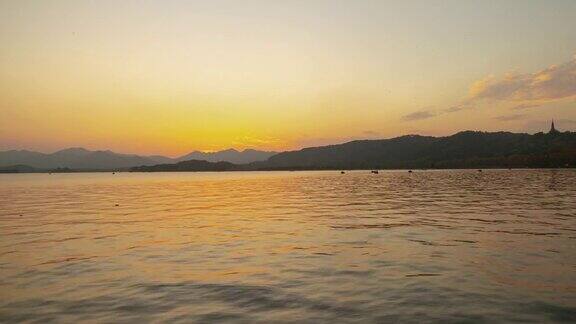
[1, 170, 575, 323]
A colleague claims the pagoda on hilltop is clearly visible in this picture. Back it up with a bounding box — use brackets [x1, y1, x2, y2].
[548, 120, 560, 134]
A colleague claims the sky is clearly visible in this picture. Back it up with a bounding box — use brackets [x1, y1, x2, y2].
[1, 0, 575, 156]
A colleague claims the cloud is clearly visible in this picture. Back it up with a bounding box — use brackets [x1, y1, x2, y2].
[401, 110, 436, 121]
[470, 55, 576, 102]
[444, 102, 473, 113]
[412, 55, 574, 120]
[231, 135, 279, 147]
[512, 103, 541, 110]
[402, 102, 472, 122]
[493, 114, 526, 121]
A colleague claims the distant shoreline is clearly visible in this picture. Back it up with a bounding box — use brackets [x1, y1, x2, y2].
[1, 166, 575, 174]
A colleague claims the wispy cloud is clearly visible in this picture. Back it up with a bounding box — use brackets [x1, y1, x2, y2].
[512, 103, 541, 110]
[232, 135, 279, 147]
[493, 114, 526, 121]
[401, 110, 436, 121]
[444, 102, 473, 113]
[470, 55, 576, 102]
[402, 103, 473, 122]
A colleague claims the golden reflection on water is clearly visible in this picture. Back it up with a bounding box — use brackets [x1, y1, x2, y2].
[1, 170, 575, 322]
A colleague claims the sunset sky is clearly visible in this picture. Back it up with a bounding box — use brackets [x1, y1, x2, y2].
[1, 0, 575, 156]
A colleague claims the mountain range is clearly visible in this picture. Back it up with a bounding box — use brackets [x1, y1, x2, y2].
[133, 130, 576, 172]
[2, 130, 575, 172]
[263, 130, 576, 170]
[0, 148, 276, 170]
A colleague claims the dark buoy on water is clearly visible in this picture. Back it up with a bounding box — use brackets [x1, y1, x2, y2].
[478, 169, 482, 172]
[408, 170, 413, 173]
[340, 171, 345, 174]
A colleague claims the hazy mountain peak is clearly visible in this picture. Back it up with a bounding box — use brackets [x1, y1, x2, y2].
[4, 149, 36, 153]
[242, 148, 273, 153]
[0, 147, 172, 170]
[54, 147, 89, 154]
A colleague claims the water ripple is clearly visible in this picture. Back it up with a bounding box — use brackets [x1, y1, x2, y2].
[1, 170, 575, 322]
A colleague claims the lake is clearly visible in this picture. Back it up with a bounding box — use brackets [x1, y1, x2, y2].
[1, 170, 575, 323]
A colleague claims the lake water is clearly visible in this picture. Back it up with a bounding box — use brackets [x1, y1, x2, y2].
[1, 170, 575, 323]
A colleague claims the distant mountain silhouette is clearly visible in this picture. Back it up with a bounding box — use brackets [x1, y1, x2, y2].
[130, 131, 576, 172]
[177, 149, 277, 164]
[3, 131, 575, 172]
[146, 155, 176, 164]
[0, 164, 37, 173]
[132, 160, 237, 172]
[264, 131, 576, 169]
[0, 148, 167, 170]
[0, 147, 276, 170]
